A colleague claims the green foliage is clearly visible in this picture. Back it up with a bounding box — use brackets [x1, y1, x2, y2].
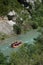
[36, 29, 43, 45]
[0, 52, 7, 65]
[9, 44, 29, 65]
[0, 0, 9, 15]
[16, 17, 23, 26]
[30, 21, 38, 29]
[0, 33, 9, 40]
[0, 0, 23, 16]
[13, 25, 21, 34]
[31, 1, 43, 27]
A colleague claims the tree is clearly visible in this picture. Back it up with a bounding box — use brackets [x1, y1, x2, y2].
[13, 25, 21, 34]
[0, 0, 23, 16]
[30, 21, 38, 29]
[31, 0, 43, 27]
[16, 17, 23, 26]
[0, 0, 10, 16]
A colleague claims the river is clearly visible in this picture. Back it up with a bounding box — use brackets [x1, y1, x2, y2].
[0, 29, 40, 56]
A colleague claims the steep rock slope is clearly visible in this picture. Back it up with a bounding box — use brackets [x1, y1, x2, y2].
[0, 20, 14, 35]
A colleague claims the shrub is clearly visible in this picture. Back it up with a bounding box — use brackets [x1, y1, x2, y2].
[31, 22, 38, 29]
[13, 25, 21, 34]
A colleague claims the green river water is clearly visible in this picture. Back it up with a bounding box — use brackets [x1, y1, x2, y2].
[0, 30, 40, 56]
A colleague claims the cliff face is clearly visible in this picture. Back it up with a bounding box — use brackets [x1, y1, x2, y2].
[0, 20, 14, 35]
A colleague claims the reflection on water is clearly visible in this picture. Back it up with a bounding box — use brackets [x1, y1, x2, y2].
[0, 30, 40, 56]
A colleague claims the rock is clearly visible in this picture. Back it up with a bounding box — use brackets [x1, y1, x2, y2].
[0, 20, 14, 35]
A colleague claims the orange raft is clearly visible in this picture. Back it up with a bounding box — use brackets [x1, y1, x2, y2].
[11, 41, 22, 48]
